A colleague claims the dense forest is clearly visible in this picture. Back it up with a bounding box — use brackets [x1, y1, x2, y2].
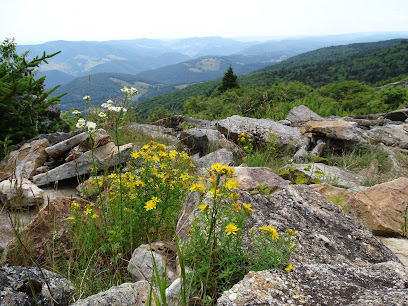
[135, 40, 408, 121]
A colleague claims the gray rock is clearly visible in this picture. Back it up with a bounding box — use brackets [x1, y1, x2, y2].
[33, 142, 134, 186]
[0, 178, 45, 208]
[368, 125, 408, 149]
[384, 108, 408, 122]
[153, 115, 216, 130]
[128, 242, 177, 283]
[73, 281, 153, 306]
[279, 163, 366, 188]
[300, 120, 368, 144]
[180, 128, 225, 154]
[233, 166, 289, 192]
[45, 131, 89, 160]
[165, 278, 182, 306]
[127, 123, 179, 145]
[193, 149, 234, 169]
[217, 262, 408, 305]
[310, 140, 326, 157]
[380, 237, 408, 267]
[0, 138, 49, 181]
[216, 115, 309, 150]
[0, 266, 75, 305]
[240, 185, 398, 265]
[286, 105, 323, 126]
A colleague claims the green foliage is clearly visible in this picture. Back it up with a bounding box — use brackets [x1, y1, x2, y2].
[218, 65, 239, 93]
[0, 38, 65, 156]
[184, 164, 297, 303]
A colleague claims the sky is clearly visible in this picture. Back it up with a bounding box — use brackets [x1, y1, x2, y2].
[1, 0, 408, 44]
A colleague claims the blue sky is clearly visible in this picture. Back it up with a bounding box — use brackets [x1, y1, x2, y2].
[1, 0, 408, 44]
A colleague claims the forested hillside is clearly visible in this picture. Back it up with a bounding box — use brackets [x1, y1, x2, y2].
[135, 40, 408, 121]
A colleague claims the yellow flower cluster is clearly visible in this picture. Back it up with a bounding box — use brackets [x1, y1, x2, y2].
[260, 225, 280, 242]
[237, 132, 252, 143]
[144, 197, 160, 211]
[225, 223, 239, 235]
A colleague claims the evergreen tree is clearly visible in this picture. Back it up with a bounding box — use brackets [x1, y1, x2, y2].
[218, 65, 238, 93]
[0, 38, 65, 157]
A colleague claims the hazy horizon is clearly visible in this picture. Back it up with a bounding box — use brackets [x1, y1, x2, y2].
[2, 0, 408, 45]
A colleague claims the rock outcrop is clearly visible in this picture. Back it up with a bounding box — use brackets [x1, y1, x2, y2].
[0, 266, 75, 305]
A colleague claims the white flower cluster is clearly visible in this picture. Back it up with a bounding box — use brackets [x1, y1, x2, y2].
[120, 86, 138, 96]
[100, 98, 127, 113]
[76, 118, 96, 132]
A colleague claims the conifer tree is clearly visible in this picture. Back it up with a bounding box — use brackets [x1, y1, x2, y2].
[218, 65, 239, 93]
[0, 38, 65, 157]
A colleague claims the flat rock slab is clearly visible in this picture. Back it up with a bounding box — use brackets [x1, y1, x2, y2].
[368, 125, 408, 149]
[279, 163, 366, 189]
[217, 262, 408, 305]
[0, 178, 45, 208]
[300, 120, 367, 143]
[33, 142, 134, 186]
[384, 108, 408, 122]
[285, 104, 323, 126]
[234, 167, 289, 192]
[216, 115, 309, 149]
[380, 237, 408, 267]
[240, 184, 399, 266]
[346, 177, 408, 236]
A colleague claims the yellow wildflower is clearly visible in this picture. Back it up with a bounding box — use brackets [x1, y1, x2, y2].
[108, 173, 117, 179]
[285, 229, 298, 236]
[224, 179, 239, 190]
[225, 223, 239, 236]
[91, 213, 98, 219]
[144, 197, 160, 211]
[232, 202, 241, 212]
[67, 216, 75, 220]
[84, 208, 92, 215]
[285, 264, 293, 272]
[242, 203, 253, 214]
[199, 203, 209, 212]
[71, 202, 80, 209]
[260, 225, 279, 242]
[190, 183, 206, 193]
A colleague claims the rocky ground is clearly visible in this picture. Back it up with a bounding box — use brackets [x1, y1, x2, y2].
[1, 105, 408, 305]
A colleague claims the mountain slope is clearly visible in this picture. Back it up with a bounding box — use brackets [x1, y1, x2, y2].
[135, 39, 408, 121]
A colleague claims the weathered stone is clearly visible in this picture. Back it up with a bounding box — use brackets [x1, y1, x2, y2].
[128, 242, 177, 284]
[285, 105, 323, 126]
[73, 281, 153, 306]
[33, 142, 134, 186]
[165, 278, 181, 306]
[0, 266, 75, 305]
[346, 177, 408, 236]
[45, 132, 89, 160]
[384, 108, 408, 122]
[344, 116, 385, 127]
[2, 197, 91, 266]
[310, 140, 326, 157]
[126, 123, 179, 145]
[240, 185, 398, 266]
[368, 125, 408, 149]
[216, 115, 309, 150]
[292, 147, 308, 162]
[234, 167, 289, 192]
[180, 128, 226, 154]
[0, 138, 49, 181]
[311, 183, 352, 203]
[300, 120, 368, 143]
[379, 143, 406, 176]
[0, 178, 45, 208]
[217, 262, 408, 305]
[380, 237, 408, 267]
[75, 175, 104, 199]
[193, 149, 234, 169]
[279, 163, 366, 188]
[153, 115, 215, 130]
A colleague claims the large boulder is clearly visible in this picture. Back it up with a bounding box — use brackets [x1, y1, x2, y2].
[345, 177, 408, 236]
[0, 178, 45, 208]
[300, 120, 368, 144]
[384, 108, 408, 122]
[285, 105, 323, 126]
[126, 123, 179, 145]
[73, 281, 152, 306]
[240, 185, 398, 266]
[192, 149, 234, 169]
[279, 163, 366, 189]
[153, 115, 216, 130]
[0, 138, 49, 181]
[0, 266, 75, 305]
[368, 125, 408, 149]
[233, 167, 289, 192]
[128, 242, 177, 284]
[33, 142, 134, 186]
[217, 262, 408, 305]
[180, 128, 226, 154]
[216, 115, 309, 150]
